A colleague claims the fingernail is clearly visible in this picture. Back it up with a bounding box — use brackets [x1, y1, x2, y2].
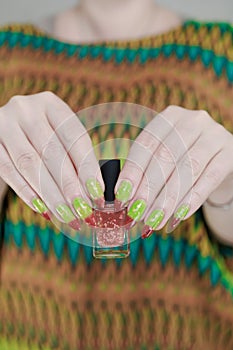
[115, 180, 133, 206]
[141, 225, 154, 239]
[73, 197, 93, 220]
[42, 212, 51, 221]
[86, 179, 104, 206]
[166, 204, 190, 234]
[127, 199, 147, 222]
[73, 197, 96, 226]
[56, 204, 80, 229]
[32, 198, 50, 220]
[142, 209, 165, 239]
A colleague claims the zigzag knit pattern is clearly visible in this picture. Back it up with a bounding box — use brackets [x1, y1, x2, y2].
[0, 20, 233, 349]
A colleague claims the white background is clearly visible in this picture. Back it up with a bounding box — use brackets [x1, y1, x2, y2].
[0, 0, 232, 25]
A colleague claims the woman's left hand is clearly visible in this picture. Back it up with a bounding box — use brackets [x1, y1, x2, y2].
[115, 106, 233, 238]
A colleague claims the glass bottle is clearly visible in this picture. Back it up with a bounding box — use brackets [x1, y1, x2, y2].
[93, 159, 130, 259]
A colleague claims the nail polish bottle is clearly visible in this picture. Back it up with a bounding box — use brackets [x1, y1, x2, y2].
[93, 159, 130, 259]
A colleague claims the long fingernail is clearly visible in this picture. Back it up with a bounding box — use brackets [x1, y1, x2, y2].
[56, 204, 81, 230]
[73, 197, 92, 219]
[86, 179, 104, 207]
[32, 198, 50, 220]
[166, 204, 190, 234]
[127, 199, 147, 222]
[42, 212, 51, 221]
[142, 209, 165, 239]
[73, 197, 96, 225]
[115, 180, 133, 207]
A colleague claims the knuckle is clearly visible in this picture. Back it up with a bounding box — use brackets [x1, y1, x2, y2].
[145, 174, 158, 195]
[42, 140, 63, 162]
[62, 177, 77, 195]
[17, 183, 29, 197]
[136, 131, 157, 151]
[205, 167, 220, 186]
[8, 95, 25, 109]
[182, 156, 201, 178]
[123, 161, 144, 181]
[190, 189, 202, 207]
[157, 145, 174, 164]
[164, 105, 178, 113]
[79, 132, 92, 148]
[163, 105, 185, 117]
[59, 119, 77, 145]
[0, 159, 13, 175]
[196, 109, 211, 124]
[139, 177, 158, 202]
[213, 121, 226, 135]
[79, 158, 91, 175]
[40, 91, 56, 100]
[73, 133, 92, 160]
[164, 192, 179, 213]
[16, 152, 38, 172]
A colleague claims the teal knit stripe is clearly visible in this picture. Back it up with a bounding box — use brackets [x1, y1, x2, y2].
[0, 22, 233, 81]
[4, 212, 233, 297]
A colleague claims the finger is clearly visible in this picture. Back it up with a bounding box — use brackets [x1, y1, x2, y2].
[125, 112, 205, 224]
[3, 125, 80, 228]
[115, 106, 203, 209]
[43, 92, 104, 207]
[166, 149, 233, 233]
[142, 131, 225, 237]
[20, 116, 94, 223]
[0, 143, 51, 220]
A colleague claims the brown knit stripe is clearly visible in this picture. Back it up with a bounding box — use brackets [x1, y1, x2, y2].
[0, 48, 232, 132]
[1, 245, 233, 349]
[1, 22, 233, 349]
[1, 23, 233, 59]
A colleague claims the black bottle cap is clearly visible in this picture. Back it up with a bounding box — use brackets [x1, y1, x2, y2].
[99, 159, 120, 202]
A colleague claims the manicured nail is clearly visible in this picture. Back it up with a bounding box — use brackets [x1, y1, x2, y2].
[73, 197, 92, 220]
[115, 180, 133, 205]
[56, 204, 80, 230]
[42, 212, 51, 221]
[142, 209, 165, 239]
[86, 179, 104, 206]
[166, 204, 190, 234]
[127, 199, 147, 222]
[141, 226, 154, 239]
[73, 197, 96, 226]
[32, 198, 50, 220]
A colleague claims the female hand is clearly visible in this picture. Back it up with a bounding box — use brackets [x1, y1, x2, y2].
[115, 106, 233, 238]
[0, 91, 105, 228]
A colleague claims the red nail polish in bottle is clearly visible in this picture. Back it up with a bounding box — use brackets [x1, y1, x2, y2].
[93, 159, 130, 259]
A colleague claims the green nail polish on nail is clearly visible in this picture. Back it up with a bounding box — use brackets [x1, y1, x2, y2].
[128, 199, 147, 221]
[116, 180, 133, 203]
[56, 204, 75, 223]
[174, 204, 190, 220]
[86, 179, 104, 200]
[73, 197, 92, 220]
[145, 209, 164, 229]
[32, 198, 48, 214]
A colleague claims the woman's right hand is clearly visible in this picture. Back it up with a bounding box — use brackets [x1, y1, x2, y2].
[0, 91, 105, 228]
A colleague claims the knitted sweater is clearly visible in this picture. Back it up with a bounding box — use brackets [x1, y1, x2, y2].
[0, 20, 233, 350]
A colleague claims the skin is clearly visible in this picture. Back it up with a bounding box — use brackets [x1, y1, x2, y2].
[115, 107, 233, 237]
[0, 0, 233, 243]
[53, 0, 181, 42]
[0, 92, 105, 225]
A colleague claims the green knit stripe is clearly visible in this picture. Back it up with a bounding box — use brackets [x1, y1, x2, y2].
[0, 21, 233, 81]
[0, 337, 52, 350]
